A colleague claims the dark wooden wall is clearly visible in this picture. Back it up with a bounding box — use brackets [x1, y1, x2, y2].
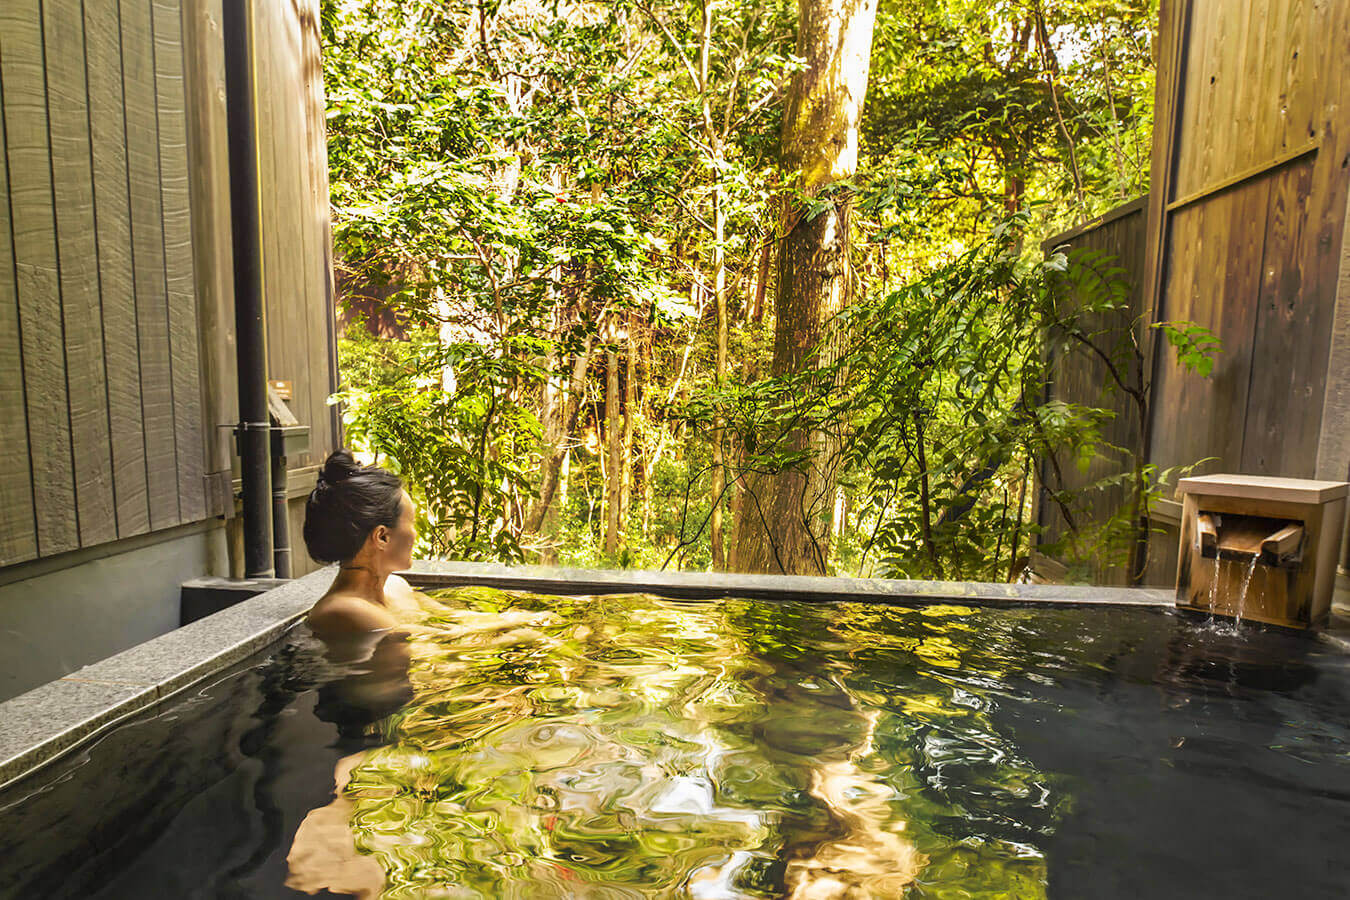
[1143, 0, 1350, 579]
[1144, 0, 1349, 481]
[1037, 199, 1148, 585]
[1037, 0, 1350, 585]
[1, 0, 338, 576]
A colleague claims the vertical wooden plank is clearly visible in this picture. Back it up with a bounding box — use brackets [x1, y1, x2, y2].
[85, 0, 150, 536]
[0, 1, 79, 557]
[1238, 0, 1275, 173]
[254, 3, 285, 449]
[180, 0, 237, 487]
[1172, 0, 1213, 199]
[295, 0, 329, 468]
[276, 2, 315, 469]
[43, 0, 117, 547]
[1273, 0, 1315, 156]
[0, 54, 39, 566]
[300, 0, 341, 460]
[1139, 0, 1193, 443]
[1220, 0, 1260, 177]
[1194, 1, 1231, 189]
[1150, 179, 1269, 475]
[1293, 0, 1350, 478]
[120, 0, 178, 530]
[1242, 158, 1316, 474]
[257, 2, 311, 469]
[1315, 0, 1350, 484]
[151, 0, 206, 522]
[1252, 0, 1291, 162]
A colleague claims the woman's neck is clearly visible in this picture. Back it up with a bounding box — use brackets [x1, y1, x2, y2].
[333, 562, 388, 605]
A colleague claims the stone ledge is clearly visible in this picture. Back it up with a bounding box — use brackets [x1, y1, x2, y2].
[0, 568, 333, 789]
[403, 560, 1177, 607]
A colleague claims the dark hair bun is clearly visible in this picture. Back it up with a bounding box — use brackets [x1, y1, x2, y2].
[303, 449, 405, 564]
[318, 449, 362, 486]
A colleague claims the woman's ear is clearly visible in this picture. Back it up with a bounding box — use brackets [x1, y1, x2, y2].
[374, 524, 390, 546]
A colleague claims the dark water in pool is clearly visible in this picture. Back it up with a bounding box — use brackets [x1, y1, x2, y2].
[3, 588, 1350, 898]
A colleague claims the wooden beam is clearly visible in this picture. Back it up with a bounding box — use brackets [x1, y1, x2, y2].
[1041, 196, 1147, 254]
[1163, 141, 1318, 214]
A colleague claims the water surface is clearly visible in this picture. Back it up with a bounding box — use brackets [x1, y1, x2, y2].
[4, 589, 1349, 899]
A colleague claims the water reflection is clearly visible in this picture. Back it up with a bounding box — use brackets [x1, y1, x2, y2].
[11, 592, 1350, 898]
[289, 589, 1071, 899]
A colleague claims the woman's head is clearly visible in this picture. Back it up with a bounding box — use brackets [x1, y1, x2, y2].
[303, 450, 416, 571]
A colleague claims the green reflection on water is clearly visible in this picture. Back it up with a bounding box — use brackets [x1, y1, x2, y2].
[334, 587, 1063, 898]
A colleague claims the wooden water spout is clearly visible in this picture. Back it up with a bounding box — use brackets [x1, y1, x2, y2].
[1175, 475, 1347, 628]
[1261, 522, 1304, 566]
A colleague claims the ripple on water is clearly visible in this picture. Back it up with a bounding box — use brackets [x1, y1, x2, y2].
[295, 589, 1350, 900]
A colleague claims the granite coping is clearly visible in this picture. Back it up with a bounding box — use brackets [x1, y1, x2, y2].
[0, 561, 1176, 791]
[404, 559, 1179, 608]
[0, 568, 333, 789]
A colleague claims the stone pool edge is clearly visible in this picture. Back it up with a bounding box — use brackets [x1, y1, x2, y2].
[0, 568, 335, 790]
[0, 563, 1173, 791]
[406, 560, 1178, 608]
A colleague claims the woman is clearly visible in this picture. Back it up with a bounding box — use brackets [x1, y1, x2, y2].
[302, 449, 420, 637]
[287, 449, 420, 898]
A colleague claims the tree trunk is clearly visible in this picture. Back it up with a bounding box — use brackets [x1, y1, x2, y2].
[621, 313, 636, 530]
[604, 322, 621, 556]
[524, 336, 594, 535]
[710, 187, 729, 569]
[732, 0, 878, 575]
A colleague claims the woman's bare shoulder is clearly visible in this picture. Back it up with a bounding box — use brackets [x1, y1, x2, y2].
[307, 592, 399, 637]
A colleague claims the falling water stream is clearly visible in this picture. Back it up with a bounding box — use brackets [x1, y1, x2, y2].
[1207, 555, 1223, 625]
[1233, 554, 1260, 627]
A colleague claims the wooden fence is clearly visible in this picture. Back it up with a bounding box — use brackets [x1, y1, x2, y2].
[1037, 198, 1148, 585]
[1037, 0, 1350, 585]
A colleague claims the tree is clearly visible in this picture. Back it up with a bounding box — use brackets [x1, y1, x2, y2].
[732, 0, 880, 574]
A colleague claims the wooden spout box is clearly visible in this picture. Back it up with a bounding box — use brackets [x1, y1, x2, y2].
[1175, 475, 1347, 628]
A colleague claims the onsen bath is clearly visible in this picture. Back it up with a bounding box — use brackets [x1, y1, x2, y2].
[1, 563, 1348, 899]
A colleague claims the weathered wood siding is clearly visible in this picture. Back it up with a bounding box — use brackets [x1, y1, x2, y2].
[0, 0, 203, 566]
[183, 0, 339, 541]
[1, 0, 338, 575]
[255, 0, 339, 475]
[1037, 199, 1148, 585]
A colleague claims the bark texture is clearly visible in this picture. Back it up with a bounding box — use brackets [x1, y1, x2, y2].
[732, 0, 877, 575]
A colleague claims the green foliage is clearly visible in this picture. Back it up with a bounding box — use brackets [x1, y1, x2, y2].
[324, 0, 1164, 580]
[337, 323, 540, 561]
[1155, 320, 1224, 377]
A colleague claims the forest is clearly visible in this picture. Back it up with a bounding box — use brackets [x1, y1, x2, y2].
[320, 0, 1190, 580]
